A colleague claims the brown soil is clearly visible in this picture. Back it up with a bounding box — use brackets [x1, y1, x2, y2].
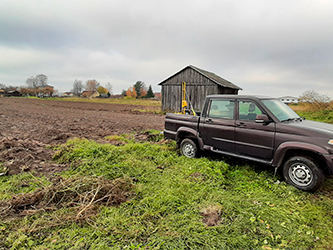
[0, 97, 165, 176]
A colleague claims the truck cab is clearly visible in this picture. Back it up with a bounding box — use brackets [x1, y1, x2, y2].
[164, 95, 333, 192]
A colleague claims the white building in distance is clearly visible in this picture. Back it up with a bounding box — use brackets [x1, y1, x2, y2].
[279, 96, 299, 104]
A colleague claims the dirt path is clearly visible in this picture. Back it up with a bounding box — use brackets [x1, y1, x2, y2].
[0, 97, 165, 175]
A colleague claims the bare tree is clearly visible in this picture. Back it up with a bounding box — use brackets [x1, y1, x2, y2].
[72, 79, 83, 96]
[299, 89, 331, 111]
[25, 74, 49, 96]
[26, 76, 38, 96]
[36, 74, 48, 87]
[85, 79, 100, 93]
[105, 82, 113, 95]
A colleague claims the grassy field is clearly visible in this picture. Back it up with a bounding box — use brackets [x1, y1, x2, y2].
[290, 103, 333, 124]
[296, 109, 333, 124]
[1, 103, 333, 249]
[1, 129, 333, 249]
[45, 97, 162, 107]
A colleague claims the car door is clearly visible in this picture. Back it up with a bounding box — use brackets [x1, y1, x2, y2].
[235, 99, 275, 161]
[199, 99, 236, 153]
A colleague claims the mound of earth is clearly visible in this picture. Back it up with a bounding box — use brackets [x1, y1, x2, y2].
[0, 137, 67, 176]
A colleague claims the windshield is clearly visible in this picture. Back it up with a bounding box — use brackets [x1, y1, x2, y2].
[261, 99, 300, 122]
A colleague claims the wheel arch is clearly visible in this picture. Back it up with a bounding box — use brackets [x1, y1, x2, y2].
[176, 127, 199, 146]
[273, 142, 330, 175]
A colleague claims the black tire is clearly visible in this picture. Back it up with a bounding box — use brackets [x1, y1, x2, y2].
[180, 139, 199, 158]
[283, 156, 325, 192]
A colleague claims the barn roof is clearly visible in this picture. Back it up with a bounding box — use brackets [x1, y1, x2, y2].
[158, 65, 242, 90]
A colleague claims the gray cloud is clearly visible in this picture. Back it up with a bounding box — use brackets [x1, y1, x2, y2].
[0, 0, 332, 97]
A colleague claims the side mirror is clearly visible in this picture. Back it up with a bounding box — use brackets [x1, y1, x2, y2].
[255, 114, 270, 124]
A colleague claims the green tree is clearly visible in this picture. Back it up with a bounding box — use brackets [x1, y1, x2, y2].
[145, 85, 155, 98]
[97, 86, 107, 94]
[134, 81, 145, 97]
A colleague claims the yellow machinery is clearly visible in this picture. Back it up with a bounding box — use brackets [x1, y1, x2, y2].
[180, 82, 196, 116]
[181, 82, 188, 114]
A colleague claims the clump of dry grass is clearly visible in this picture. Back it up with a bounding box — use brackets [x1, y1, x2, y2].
[0, 175, 134, 230]
[298, 102, 332, 112]
[200, 204, 223, 227]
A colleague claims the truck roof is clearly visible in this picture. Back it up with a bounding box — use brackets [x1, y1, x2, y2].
[206, 95, 276, 100]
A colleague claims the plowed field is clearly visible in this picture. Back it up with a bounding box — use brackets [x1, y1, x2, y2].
[0, 97, 165, 175]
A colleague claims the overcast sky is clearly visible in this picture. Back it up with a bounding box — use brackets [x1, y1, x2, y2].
[1, 0, 332, 97]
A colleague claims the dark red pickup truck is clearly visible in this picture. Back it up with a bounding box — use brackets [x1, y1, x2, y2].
[164, 95, 333, 191]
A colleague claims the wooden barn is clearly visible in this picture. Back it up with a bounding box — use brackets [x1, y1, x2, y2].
[158, 65, 242, 112]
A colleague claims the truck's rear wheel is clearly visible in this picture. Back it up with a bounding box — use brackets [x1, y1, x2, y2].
[180, 139, 198, 158]
[283, 156, 325, 192]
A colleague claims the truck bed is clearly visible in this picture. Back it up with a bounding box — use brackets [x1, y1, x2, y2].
[164, 113, 200, 141]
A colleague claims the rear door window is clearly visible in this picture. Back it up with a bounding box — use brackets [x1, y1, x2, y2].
[208, 100, 235, 119]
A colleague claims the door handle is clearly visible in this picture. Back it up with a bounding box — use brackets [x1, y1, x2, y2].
[236, 122, 245, 127]
[205, 118, 213, 123]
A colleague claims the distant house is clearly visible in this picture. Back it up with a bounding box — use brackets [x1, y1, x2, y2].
[158, 65, 241, 112]
[279, 96, 299, 104]
[81, 91, 99, 98]
[41, 84, 54, 90]
[62, 92, 74, 97]
[154, 92, 161, 100]
[5, 90, 21, 97]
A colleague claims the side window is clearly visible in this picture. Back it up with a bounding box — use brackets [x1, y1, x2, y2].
[208, 100, 235, 119]
[238, 101, 263, 121]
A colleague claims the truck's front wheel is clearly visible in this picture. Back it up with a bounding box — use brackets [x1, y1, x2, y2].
[283, 156, 325, 192]
[180, 139, 198, 158]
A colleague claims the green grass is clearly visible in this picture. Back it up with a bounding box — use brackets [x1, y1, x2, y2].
[297, 109, 333, 124]
[44, 97, 161, 107]
[1, 137, 333, 249]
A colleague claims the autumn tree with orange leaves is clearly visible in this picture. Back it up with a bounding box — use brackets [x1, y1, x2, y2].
[126, 87, 137, 98]
[41, 86, 55, 96]
[140, 88, 147, 97]
[20, 87, 34, 96]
